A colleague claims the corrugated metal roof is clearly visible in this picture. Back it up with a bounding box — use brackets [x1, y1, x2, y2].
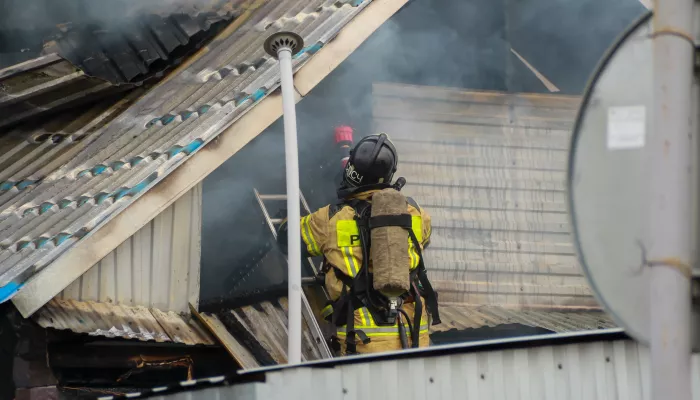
[372, 82, 595, 309]
[58, 183, 202, 313]
[0, 54, 129, 129]
[0, 0, 371, 303]
[0, 4, 240, 129]
[35, 298, 215, 345]
[435, 304, 615, 333]
[47, 3, 240, 84]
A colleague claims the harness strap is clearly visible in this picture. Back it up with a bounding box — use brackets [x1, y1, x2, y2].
[345, 288, 357, 354]
[410, 280, 422, 348]
[368, 214, 412, 229]
[397, 313, 409, 349]
[408, 229, 441, 325]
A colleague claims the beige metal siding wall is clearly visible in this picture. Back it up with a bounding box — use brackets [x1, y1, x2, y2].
[372, 82, 597, 309]
[58, 183, 202, 312]
[152, 335, 700, 400]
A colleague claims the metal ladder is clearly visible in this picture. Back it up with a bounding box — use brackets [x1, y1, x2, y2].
[253, 188, 332, 359]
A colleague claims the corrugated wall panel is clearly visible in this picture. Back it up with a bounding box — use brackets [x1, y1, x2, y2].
[147, 337, 700, 400]
[372, 82, 593, 309]
[59, 183, 202, 312]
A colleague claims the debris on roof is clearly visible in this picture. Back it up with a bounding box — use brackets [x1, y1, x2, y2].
[0, 0, 372, 306]
[35, 298, 215, 345]
[193, 309, 260, 370]
[0, 2, 241, 129]
[46, 7, 239, 85]
[200, 297, 330, 368]
[0, 54, 131, 129]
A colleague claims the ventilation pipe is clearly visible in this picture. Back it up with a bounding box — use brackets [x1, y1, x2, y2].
[264, 31, 304, 365]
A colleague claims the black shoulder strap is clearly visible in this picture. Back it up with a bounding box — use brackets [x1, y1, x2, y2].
[406, 196, 420, 211]
[407, 229, 441, 325]
[328, 202, 343, 219]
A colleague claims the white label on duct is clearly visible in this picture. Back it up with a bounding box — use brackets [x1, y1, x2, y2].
[607, 106, 646, 150]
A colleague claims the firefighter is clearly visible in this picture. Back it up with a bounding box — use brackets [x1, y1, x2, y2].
[278, 133, 440, 355]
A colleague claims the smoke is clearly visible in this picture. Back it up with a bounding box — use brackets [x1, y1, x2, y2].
[506, 0, 646, 94]
[0, 0, 218, 30]
[197, 0, 645, 302]
[0, 0, 228, 69]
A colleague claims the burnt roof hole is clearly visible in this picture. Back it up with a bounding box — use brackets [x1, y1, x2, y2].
[51, 135, 64, 144]
[315, 5, 323, 12]
[233, 62, 251, 74]
[219, 67, 234, 78]
[33, 133, 51, 143]
[252, 57, 267, 70]
[334, 1, 344, 7]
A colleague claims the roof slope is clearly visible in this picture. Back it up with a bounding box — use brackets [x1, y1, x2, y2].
[435, 304, 614, 334]
[0, 0, 373, 306]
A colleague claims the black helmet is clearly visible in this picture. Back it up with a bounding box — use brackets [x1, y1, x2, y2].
[342, 133, 398, 188]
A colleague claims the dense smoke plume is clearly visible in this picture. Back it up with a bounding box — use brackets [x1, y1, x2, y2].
[200, 0, 646, 303]
[0, 0, 227, 68]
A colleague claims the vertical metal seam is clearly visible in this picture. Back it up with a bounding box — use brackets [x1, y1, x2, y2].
[168, 205, 176, 311]
[150, 217, 156, 307]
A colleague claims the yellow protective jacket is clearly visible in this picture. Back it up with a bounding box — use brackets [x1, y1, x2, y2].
[283, 189, 433, 355]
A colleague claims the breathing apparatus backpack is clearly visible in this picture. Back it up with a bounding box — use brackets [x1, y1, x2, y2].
[325, 181, 441, 354]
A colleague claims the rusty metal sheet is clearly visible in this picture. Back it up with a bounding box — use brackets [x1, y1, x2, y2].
[35, 298, 214, 345]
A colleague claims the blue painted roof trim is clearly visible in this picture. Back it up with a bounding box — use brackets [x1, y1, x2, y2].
[0, 282, 24, 303]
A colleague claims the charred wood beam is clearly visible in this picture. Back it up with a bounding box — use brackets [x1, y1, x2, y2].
[48, 340, 236, 388]
[215, 310, 277, 367]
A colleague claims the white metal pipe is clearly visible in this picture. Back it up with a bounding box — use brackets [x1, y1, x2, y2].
[649, 0, 694, 398]
[277, 47, 302, 365]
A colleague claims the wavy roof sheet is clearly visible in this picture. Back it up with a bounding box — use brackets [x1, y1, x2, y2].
[36, 298, 215, 345]
[0, 0, 370, 302]
[434, 304, 615, 333]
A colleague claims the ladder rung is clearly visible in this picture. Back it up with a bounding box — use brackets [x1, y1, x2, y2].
[270, 218, 284, 224]
[259, 194, 287, 200]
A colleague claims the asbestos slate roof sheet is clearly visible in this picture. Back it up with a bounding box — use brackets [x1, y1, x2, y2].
[0, 0, 371, 302]
[434, 304, 616, 333]
[35, 298, 216, 345]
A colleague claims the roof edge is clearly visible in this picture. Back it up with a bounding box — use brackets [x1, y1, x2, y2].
[12, 0, 409, 318]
